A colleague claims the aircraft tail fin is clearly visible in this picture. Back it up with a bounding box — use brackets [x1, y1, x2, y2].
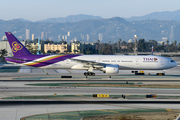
[151, 46, 154, 55]
[5, 32, 32, 57]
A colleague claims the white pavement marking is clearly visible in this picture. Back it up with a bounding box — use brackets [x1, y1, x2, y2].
[18, 66, 31, 73]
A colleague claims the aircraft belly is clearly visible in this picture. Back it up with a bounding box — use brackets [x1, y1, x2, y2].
[119, 62, 139, 70]
[39, 61, 65, 69]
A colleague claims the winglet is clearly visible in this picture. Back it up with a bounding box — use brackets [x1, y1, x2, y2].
[151, 46, 153, 55]
[5, 32, 32, 56]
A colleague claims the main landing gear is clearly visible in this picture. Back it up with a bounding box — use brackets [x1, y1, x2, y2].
[84, 72, 95, 76]
[156, 70, 166, 76]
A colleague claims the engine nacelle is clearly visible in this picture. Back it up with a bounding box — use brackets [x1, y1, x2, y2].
[102, 64, 119, 74]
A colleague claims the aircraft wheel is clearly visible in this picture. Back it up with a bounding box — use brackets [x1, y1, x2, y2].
[87, 72, 90, 76]
[84, 72, 88, 76]
[91, 72, 95, 76]
[84, 72, 95, 76]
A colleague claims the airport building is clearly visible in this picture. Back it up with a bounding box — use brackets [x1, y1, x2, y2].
[44, 43, 67, 53]
[0, 40, 25, 56]
[71, 42, 80, 53]
[31, 43, 41, 51]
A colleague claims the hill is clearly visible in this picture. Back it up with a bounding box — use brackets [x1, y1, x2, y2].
[127, 9, 180, 21]
[1, 17, 180, 43]
[37, 14, 103, 23]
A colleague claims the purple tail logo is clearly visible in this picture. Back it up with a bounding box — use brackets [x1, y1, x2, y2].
[12, 41, 23, 52]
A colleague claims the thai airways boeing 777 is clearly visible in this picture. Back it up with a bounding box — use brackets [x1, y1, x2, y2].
[5, 32, 177, 76]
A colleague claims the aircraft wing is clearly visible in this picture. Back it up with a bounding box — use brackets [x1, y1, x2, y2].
[70, 58, 106, 69]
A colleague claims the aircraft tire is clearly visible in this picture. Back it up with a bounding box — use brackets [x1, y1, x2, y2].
[87, 72, 90, 76]
[84, 72, 95, 76]
[92, 73, 95, 76]
[84, 72, 88, 76]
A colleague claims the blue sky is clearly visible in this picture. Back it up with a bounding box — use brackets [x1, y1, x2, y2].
[1, 0, 180, 21]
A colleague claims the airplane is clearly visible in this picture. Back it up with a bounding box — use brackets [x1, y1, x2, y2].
[5, 32, 177, 76]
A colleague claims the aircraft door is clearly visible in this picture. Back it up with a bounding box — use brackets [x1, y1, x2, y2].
[160, 59, 164, 65]
[136, 58, 139, 65]
[136, 58, 141, 69]
[98, 58, 101, 62]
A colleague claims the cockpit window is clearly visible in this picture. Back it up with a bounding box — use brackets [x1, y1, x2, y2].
[171, 60, 175, 62]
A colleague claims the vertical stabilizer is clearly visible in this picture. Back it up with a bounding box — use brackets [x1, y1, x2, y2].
[5, 32, 32, 56]
[151, 46, 154, 55]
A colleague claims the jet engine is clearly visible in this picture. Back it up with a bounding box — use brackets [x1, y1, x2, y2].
[102, 64, 119, 74]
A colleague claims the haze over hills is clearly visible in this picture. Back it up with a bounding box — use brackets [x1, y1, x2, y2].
[17, 18, 32, 22]
[1, 17, 180, 43]
[1, 11, 180, 43]
[16, 9, 180, 23]
[126, 9, 180, 21]
[37, 14, 103, 23]
[16, 14, 103, 23]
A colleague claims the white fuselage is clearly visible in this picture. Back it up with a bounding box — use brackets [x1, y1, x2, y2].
[40, 55, 177, 70]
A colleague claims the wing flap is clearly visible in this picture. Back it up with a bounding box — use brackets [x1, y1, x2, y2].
[70, 58, 106, 70]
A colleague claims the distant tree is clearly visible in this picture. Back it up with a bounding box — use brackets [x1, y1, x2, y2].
[96, 40, 100, 54]
[33, 38, 38, 44]
[127, 43, 134, 53]
[25, 44, 33, 53]
[166, 40, 169, 45]
[121, 40, 127, 46]
[67, 44, 71, 53]
[0, 49, 7, 63]
[73, 50, 78, 53]
[102, 44, 113, 55]
[162, 42, 164, 46]
[169, 44, 176, 52]
[97, 39, 100, 44]
[52, 51, 56, 54]
[56, 50, 60, 54]
[0, 49, 7, 58]
[47, 50, 51, 54]
[174, 40, 177, 46]
[77, 46, 80, 51]
[138, 39, 146, 52]
[64, 50, 68, 54]
[118, 38, 121, 52]
[112, 43, 118, 53]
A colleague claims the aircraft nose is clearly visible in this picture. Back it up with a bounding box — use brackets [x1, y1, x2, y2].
[175, 62, 178, 67]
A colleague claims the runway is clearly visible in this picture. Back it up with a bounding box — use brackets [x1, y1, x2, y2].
[1, 86, 180, 97]
[2, 103, 180, 120]
[0, 81, 180, 120]
[0, 65, 180, 119]
[0, 65, 180, 80]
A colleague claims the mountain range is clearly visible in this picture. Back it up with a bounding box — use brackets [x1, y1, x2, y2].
[17, 10, 180, 23]
[17, 14, 103, 23]
[126, 9, 180, 21]
[1, 10, 180, 43]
